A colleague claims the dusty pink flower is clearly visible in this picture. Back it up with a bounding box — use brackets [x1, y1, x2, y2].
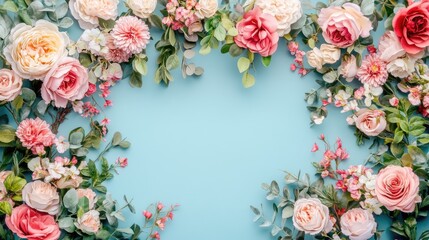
[234, 7, 279, 57]
[76, 210, 101, 234]
[340, 208, 377, 240]
[293, 198, 333, 235]
[0, 69, 22, 102]
[116, 157, 128, 167]
[389, 97, 399, 106]
[408, 86, 422, 106]
[375, 165, 421, 212]
[318, 3, 372, 48]
[22, 181, 61, 215]
[143, 210, 153, 219]
[355, 109, 387, 137]
[423, 95, 429, 108]
[16, 118, 55, 155]
[311, 143, 319, 152]
[357, 54, 388, 87]
[41, 57, 89, 108]
[378, 31, 406, 62]
[339, 55, 358, 82]
[6, 204, 60, 240]
[156, 217, 167, 230]
[104, 35, 132, 63]
[354, 87, 365, 100]
[111, 16, 150, 54]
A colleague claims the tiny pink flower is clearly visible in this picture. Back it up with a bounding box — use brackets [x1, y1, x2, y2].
[408, 86, 422, 106]
[151, 231, 160, 240]
[116, 157, 128, 167]
[357, 54, 388, 87]
[354, 87, 365, 100]
[143, 210, 153, 219]
[290, 64, 297, 71]
[111, 16, 150, 54]
[157, 202, 164, 211]
[311, 143, 319, 152]
[321, 170, 330, 178]
[156, 217, 167, 230]
[389, 97, 399, 107]
[101, 118, 110, 126]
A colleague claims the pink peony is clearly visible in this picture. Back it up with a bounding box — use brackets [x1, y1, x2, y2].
[357, 54, 388, 87]
[104, 35, 132, 63]
[111, 16, 150, 54]
[318, 3, 372, 48]
[16, 118, 55, 155]
[340, 208, 377, 240]
[234, 7, 279, 57]
[41, 57, 89, 108]
[393, 0, 429, 54]
[354, 109, 387, 137]
[378, 31, 406, 62]
[6, 204, 60, 240]
[375, 165, 421, 213]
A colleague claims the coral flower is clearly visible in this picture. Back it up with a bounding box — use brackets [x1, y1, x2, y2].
[16, 118, 56, 155]
[111, 16, 150, 54]
[357, 54, 388, 87]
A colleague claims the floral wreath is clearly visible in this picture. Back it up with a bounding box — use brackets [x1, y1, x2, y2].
[0, 0, 428, 239]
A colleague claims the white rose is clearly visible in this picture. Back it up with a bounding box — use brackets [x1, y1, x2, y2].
[127, 0, 157, 19]
[70, 0, 119, 29]
[196, 0, 218, 19]
[22, 181, 60, 215]
[3, 20, 69, 80]
[76, 210, 101, 234]
[307, 47, 324, 69]
[255, 0, 302, 36]
[320, 44, 341, 64]
[387, 57, 416, 78]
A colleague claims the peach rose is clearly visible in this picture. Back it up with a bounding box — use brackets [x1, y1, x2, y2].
[3, 20, 69, 80]
[306, 47, 324, 69]
[6, 204, 60, 240]
[340, 208, 377, 240]
[70, 0, 119, 29]
[127, 0, 157, 19]
[320, 44, 340, 64]
[318, 3, 372, 48]
[41, 57, 89, 108]
[375, 165, 421, 213]
[77, 188, 97, 209]
[0, 69, 22, 102]
[292, 198, 332, 235]
[76, 210, 101, 234]
[22, 181, 60, 215]
[355, 109, 386, 137]
[196, 0, 218, 19]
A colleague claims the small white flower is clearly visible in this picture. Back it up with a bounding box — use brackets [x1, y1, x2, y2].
[78, 29, 108, 55]
[45, 162, 66, 182]
[360, 198, 382, 215]
[55, 136, 70, 154]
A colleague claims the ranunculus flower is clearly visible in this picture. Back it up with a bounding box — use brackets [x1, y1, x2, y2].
[0, 69, 22, 102]
[393, 0, 429, 54]
[3, 20, 69, 80]
[70, 0, 119, 29]
[22, 181, 60, 215]
[292, 198, 332, 235]
[16, 118, 56, 155]
[306, 47, 324, 69]
[340, 208, 377, 240]
[76, 210, 101, 234]
[195, 0, 218, 19]
[320, 44, 341, 64]
[254, 0, 302, 36]
[378, 31, 406, 62]
[375, 165, 421, 213]
[339, 55, 358, 82]
[354, 109, 386, 137]
[234, 7, 279, 57]
[127, 0, 157, 19]
[77, 188, 97, 209]
[318, 3, 372, 48]
[41, 57, 89, 108]
[6, 204, 60, 240]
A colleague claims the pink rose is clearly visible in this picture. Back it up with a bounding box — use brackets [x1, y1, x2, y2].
[234, 7, 279, 57]
[0, 69, 22, 102]
[41, 57, 89, 108]
[77, 188, 97, 209]
[340, 208, 377, 240]
[355, 109, 387, 137]
[339, 55, 358, 82]
[292, 198, 333, 235]
[378, 31, 406, 62]
[76, 210, 101, 234]
[6, 204, 60, 240]
[22, 181, 61, 215]
[318, 3, 372, 48]
[393, 0, 429, 54]
[375, 165, 421, 213]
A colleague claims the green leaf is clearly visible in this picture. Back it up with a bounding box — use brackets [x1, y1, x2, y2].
[63, 189, 79, 212]
[2, 1, 18, 12]
[3, 173, 26, 193]
[166, 54, 179, 70]
[361, 0, 375, 15]
[214, 25, 227, 41]
[0, 201, 12, 215]
[322, 71, 338, 83]
[237, 57, 250, 73]
[149, 15, 163, 29]
[129, 71, 142, 88]
[199, 45, 211, 55]
[58, 17, 74, 29]
[262, 56, 271, 67]
[119, 141, 131, 149]
[282, 206, 294, 219]
[112, 132, 122, 146]
[96, 229, 111, 239]
[242, 72, 255, 88]
[98, 18, 116, 30]
[11, 96, 24, 111]
[59, 217, 76, 233]
[0, 125, 15, 143]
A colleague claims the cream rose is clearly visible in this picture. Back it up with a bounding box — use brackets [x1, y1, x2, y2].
[127, 0, 157, 19]
[70, 0, 119, 29]
[76, 210, 101, 234]
[196, 0, 218, 19]
[339, 55, 358, 82]
[0, 69, 22, 102]
[340, 208, 377, 240]
[22, 181, 60, 215]
[320, 44, 341, 64]
[387, 57, 416, 78]
[77, 188, 97, 209]
[375, 165, 421, 213]
[355, 109, 387, 137]
[292, 198, 332, 235]
[3, 20, 69, 80]
[255, 0, 302, 36]
[307, 48, 324, 69]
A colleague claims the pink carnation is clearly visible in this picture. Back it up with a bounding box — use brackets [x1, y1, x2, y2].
[104, 35, 132, 63]
[16, 118, 55, 155]
[111, 16, 150, 54]
[357, 54, 388, 87]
